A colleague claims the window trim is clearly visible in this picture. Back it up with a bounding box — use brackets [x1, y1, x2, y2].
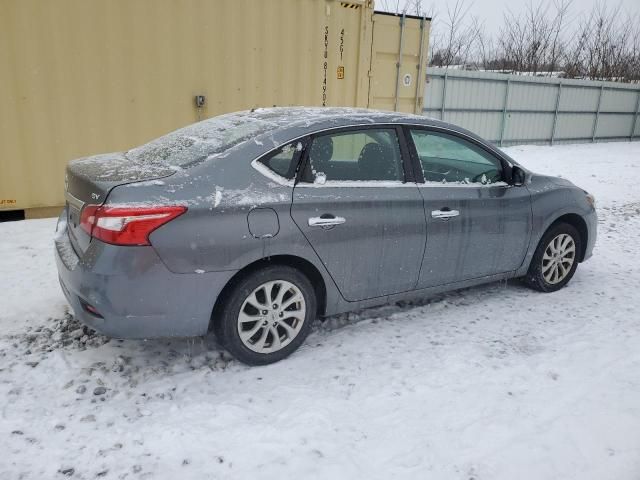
[250, 122, 518, 186]
[295, 125, 410, 186]
[403, 125, 512, 187]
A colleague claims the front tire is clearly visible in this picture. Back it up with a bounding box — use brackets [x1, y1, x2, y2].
[524, 222, 581, 292]
[216, 266, 316, 365]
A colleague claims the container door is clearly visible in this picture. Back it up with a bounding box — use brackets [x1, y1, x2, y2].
[290, 126, 426, 302]
[368, 13, 430, 113]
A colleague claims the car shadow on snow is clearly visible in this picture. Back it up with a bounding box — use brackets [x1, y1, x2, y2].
[13, 277, 546, 380]
[318, 277, 531, 332]
[2, 276, 569, 413]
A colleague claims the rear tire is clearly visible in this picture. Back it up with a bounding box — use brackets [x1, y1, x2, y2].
[215, 265, 316, 365]
[524, 222, 581, 292]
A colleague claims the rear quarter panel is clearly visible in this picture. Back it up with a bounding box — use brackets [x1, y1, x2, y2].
[104, 138, 347, 315]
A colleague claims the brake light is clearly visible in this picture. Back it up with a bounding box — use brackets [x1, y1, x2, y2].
[80, 204, 187, 246]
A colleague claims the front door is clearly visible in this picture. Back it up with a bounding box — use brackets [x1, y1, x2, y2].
[290, 127, 426, 301]
[407, 127, 532, 288]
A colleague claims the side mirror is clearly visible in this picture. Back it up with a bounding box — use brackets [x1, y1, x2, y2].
[511, 166, 526, 186]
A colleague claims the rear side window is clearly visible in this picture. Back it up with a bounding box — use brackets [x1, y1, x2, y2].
[302, 129, 404, 183]
[257, 142, 300, 179]
[410, 130, 503, 185]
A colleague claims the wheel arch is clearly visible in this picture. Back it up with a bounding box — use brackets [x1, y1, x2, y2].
[209, 255, 327, 332]
[547, 213, 589, 262]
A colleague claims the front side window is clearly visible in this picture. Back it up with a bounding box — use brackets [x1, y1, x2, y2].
[303, 129, 404, 183]
[410, 130, 503, 185]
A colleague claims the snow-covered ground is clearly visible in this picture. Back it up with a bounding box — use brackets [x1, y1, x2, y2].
[1, 142, 639, 479]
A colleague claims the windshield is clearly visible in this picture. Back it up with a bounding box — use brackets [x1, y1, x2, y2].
[125, 111, 280, 167]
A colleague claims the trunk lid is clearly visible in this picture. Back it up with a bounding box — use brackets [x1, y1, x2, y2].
[65, 152, 175, 254]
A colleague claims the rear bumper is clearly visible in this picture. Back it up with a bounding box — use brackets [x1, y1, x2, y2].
[54, 213, 236, 339]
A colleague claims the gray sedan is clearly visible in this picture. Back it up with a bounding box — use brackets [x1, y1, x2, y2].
[55, 108, 597, 364]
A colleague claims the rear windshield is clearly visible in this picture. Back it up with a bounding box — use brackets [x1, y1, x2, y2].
[125, 111, 280, 167]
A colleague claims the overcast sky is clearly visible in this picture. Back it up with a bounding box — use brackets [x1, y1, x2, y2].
[379, 0, 640, 37]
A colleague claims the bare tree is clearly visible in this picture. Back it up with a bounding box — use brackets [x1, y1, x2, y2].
[547, 0, 572, 74]
[376, 0, 640, 82]
[629, 20, 640, 82]
[377, 0, 403, 14]
[429, 0, 484, 68]
[563, 4, 640, 82]
[376, 0, 485, 69]
[405, 0, 424, 15]
[495, 0, 571, 75]
[475, 25, 496, 70]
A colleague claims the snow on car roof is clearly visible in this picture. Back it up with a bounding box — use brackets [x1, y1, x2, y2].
[124, 107, 448, 168]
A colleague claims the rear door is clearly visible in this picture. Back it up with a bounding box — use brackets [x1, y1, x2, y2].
[290, 126, 426, 302]
[406, 127, 532, 288]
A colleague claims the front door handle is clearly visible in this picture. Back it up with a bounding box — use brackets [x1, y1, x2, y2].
[308, 215, 346, 227]
[431, 209, 460, 219]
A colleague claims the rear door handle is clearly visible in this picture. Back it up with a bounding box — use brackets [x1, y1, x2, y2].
[308, 215, 346, 227]
[431, 209, 460, 219]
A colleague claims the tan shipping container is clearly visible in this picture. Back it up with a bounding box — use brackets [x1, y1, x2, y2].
[0, 0, 430, 213]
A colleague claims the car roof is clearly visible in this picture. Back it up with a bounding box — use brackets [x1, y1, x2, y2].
[231, 107, 516, 170]
[151, 107, 514, 175]
[236, 106, 468, 137]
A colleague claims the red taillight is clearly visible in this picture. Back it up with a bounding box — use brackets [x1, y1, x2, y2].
[80, 204, 187, 246]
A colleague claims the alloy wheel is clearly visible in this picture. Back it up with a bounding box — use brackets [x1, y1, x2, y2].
[237, 280, 306, 353]
[542, 233, 576, 284]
